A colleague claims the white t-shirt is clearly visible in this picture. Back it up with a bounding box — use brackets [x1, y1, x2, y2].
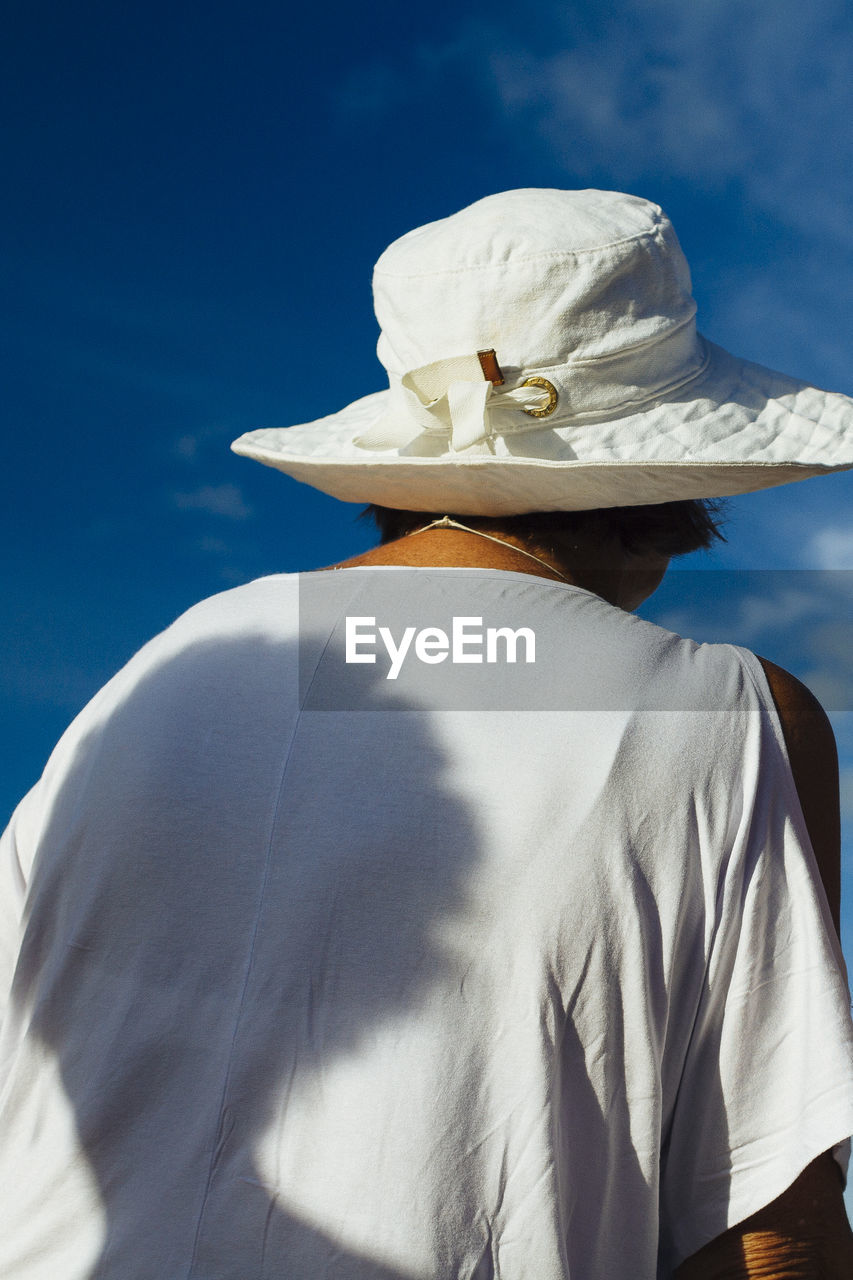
[1, 567, 852, 1279]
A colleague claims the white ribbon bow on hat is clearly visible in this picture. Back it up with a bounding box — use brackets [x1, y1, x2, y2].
[356, 354, 556, 454]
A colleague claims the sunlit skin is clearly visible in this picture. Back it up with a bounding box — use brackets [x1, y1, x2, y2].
[326, 521, 671, 611]
[327, 519, 853, 1278]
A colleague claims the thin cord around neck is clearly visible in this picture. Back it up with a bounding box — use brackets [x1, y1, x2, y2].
[409, 515, 573, 584]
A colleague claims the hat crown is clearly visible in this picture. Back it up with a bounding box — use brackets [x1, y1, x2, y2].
[233, 185, 853, 517]
[373, 189, 697, 376]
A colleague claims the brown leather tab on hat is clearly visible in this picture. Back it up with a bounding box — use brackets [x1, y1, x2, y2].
[477, 349, 505, 386]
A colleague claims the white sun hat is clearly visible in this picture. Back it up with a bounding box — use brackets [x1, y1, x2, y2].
[231, 188, 853, 515]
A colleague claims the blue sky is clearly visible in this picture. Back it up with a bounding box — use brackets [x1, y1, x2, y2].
[3, 0, 853, 1194]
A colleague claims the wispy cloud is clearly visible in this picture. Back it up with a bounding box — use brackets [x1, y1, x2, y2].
[174, 434, 201, 461]
[807, 526, 853, 570]
[195, 535, 232, 555]
[334, 2, 853, 393]
[734, 588, 818, 638]
[171, 423, 238, 464]
[479, 1, 853, 242]
[342, 1, 853, 251]
[649, 570, 852, 710]
[172, 484, 253, 520]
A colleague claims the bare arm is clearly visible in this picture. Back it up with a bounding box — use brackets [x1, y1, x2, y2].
[674, 1153, 851, 1279]
[759, 657, 842, 936]
[675, 658, 852, 1279]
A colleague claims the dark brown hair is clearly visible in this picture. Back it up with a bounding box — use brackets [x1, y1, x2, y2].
[360, 499, 726, 559]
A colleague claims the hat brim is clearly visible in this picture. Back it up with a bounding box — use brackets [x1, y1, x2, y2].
[231, 340, 853, 514]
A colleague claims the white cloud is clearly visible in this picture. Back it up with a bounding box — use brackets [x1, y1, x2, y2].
[733, 587, 817, 640]
[171, 424, 239, 465]
[488, 42, 747, 184]
[652, 575, 837, 643]
[174, 434, 200, 461]
[332, 5, 853, 575]
[479, 0, 853, 244]
[195, 535, 232, 555]
[346, 2, 853, 259]
[333, 3, 853, 396]
[651, 599, 796, 648]
[802, 619, 853, 713]
[799, 668, 852, 715]
[698, 268, 853, 392]
[173, 484, 253, 520]
[647, 572, 851, 709]
[807, 527, 853, 570]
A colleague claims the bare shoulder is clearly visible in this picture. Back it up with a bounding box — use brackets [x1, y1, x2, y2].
[755, 655, 841, 934]
[756, 656, 837, 756]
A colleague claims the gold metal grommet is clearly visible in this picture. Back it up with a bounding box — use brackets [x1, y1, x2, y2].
[521, 376, 559, 418]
